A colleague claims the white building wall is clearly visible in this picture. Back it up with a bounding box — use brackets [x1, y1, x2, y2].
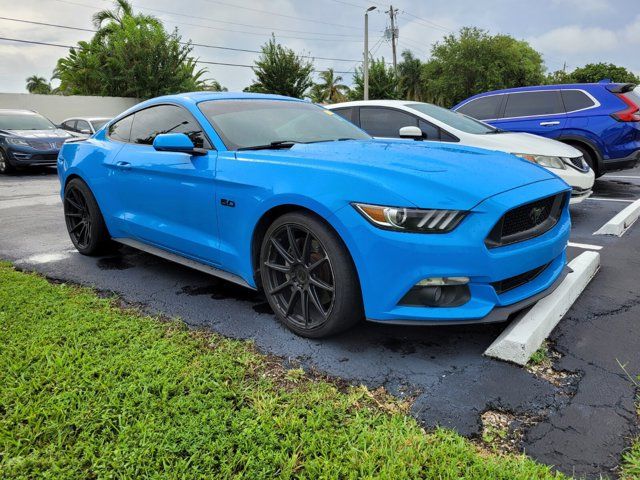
[0, 93, 140, 123]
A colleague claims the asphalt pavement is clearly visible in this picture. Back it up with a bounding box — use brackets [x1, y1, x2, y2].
[1, 166, 639, 479]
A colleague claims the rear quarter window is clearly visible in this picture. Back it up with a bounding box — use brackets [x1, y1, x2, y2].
[107, 115, 133, 143]
[561, 90, 596, 112]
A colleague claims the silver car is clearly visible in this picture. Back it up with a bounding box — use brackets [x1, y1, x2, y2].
[59, 117, 111, 138]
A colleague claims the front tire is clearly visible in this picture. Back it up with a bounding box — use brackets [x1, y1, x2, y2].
[63, 178, 114, 255]
[0, 150, 15, 174]
[259, 212, 363, 338]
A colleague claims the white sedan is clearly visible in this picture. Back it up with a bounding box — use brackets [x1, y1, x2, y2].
[328, 100, 594, 204]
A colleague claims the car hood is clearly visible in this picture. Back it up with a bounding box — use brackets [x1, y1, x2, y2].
[460, 131, 582, 158]
[0, 129, 71, 139]
[235, 139, 562, 210]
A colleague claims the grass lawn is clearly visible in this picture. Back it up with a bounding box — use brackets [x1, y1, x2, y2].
[0, 262, 571, 479]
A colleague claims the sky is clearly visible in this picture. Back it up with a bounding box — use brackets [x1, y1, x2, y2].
[1, 0, 639, 94]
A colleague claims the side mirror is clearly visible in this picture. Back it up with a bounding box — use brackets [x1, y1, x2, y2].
[80, 129, 91, 135]
[399, 126, 424, 140]
[153, 133, 207, 156]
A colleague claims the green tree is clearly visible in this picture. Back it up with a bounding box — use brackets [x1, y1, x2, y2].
[309, 69, 350, 103]
[25, 75, 52, 94]
[421, 27, 546, 107]
[246, 36, 314, 98]
[53, 0, 214, 98]
[398, 50, 423, 101]
[565, 63, 639, 84]
[350, 57, 397, 100]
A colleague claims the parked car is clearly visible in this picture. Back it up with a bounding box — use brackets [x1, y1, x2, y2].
[58, 92, 571, 338]
[453, 82, 640, 177]
[0, 109, 72, 174]
[328, 100, 594, 204]
[60, 117, 111, 138]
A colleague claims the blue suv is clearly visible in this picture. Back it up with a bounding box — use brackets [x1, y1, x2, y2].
[453, 82, 640, 177]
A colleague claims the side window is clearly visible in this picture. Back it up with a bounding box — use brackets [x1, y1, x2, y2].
[418, 119, 439, 140]
[62, 120, 77, 132]
[457, 95, 502, 120]
[439, 129, 458, 142]
[333, 107, 355, 123]
[76, 120, 91, 133]
[108, 115, 134, 143]
[359, 108, 417, 137]
[130, 105, 211, 149]
[562, 90, 596, 112]
[504, 91, 564, 118]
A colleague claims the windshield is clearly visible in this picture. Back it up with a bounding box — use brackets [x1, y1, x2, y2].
[91, 119, 109, 131]
[199, 99, 370, 150]
[0, 112, 56, 131]
[406, 103, 498, 135]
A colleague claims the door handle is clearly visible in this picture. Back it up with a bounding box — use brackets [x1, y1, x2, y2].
[539, 121, 560, 126]
[115, 161, 131, 170]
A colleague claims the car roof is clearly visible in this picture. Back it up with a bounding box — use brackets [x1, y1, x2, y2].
[62, 117, 111, 122]
[328, 100, 409, 108]
[0, 109, 41, 115]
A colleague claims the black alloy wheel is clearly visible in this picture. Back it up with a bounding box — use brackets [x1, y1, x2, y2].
[63, 178, 113, 255]
[0, 150, 14, 174]
[260, 212, 362, 338]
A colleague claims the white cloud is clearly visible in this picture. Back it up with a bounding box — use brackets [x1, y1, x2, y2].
[529, 25, 618, 55]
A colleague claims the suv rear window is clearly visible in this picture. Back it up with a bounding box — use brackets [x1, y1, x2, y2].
[456, 95, 502, 120]
[504, 91, 564, 118]
[561, 90, 596, 112]
[332, 107, 355, 122]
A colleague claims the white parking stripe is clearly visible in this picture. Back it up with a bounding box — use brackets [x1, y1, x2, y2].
[567, 242, 603, 251]
[586, 197, 635, 203]
[485, 251, 600, 365]
[0, 194, 60, 210]
[593, 198, 640, 236]
[603, 175, 640, 179]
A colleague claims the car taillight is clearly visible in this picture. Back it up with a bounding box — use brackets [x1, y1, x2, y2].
[612, 93, 640, 122]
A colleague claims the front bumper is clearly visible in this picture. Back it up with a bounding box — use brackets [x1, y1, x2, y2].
[6, 145, 60, 166]
[337, 178, 571, 324]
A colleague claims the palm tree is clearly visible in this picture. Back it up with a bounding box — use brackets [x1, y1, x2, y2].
[92, 0, 160, 41]
[25, 75, 51, 94]
[313, 69, 350, 104]
[398, 50, 423, 101]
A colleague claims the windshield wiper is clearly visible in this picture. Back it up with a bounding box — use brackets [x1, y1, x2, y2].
[484, 129, 505, 134]
[237, 140, 298, 151]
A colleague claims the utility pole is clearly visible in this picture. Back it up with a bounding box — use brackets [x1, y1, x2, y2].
[363, 6, 376, 100]
[386, 5, 399, 78]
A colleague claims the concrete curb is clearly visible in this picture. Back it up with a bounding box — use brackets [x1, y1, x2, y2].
[484, 251, 600, 365]
[593, 198, 640, 236]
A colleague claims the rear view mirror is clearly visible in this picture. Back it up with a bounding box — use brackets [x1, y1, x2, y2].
[399, 126, 423, 140]
[153, 133, 207, 156]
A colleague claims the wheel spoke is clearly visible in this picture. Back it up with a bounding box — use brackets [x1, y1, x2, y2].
[78, 223, 88, 245]
[301, 231, 311, 264]
[308, 286, 328, 319]
[269, 278, 293, 295]
[69, 220, 85, 234]
[270, 237, 295, 264]
[65, 212, 83, 218]
[264, 261, 291, 273]
[65, 197, 82, 211]
[286, 225, 301, 261]
[301, 289, 310, 327]
[309, 275, 334, 293]
[285, 289, 300, 315]
[308, 255, 328, 272]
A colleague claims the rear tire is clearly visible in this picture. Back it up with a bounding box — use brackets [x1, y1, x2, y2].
[0, 150, 15, 174]
[570, 143, 600, 178]
[259, 211, 363, 338]
[63, 178, 114, 255]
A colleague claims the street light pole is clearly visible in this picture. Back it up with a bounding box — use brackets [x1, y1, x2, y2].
[364, 6, 376, 101]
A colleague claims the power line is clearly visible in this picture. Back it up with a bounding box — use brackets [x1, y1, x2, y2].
[0, 36, 355, 74]
[0, 16, 362, 63]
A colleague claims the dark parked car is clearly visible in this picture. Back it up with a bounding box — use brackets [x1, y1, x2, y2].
[0, 109, 71, 174]
[453, 82, 640, 177]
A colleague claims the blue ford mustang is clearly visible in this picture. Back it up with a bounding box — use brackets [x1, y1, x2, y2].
[57, 92, 571, 338]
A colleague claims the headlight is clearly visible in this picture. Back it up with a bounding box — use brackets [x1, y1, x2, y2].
[513, 153, 566, 169]
[352, 203, 467, 233]
[6, 137, 29, 146]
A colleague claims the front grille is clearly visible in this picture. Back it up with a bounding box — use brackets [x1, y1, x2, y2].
[26, 139, 64, 150]
[485, 193, 566, 248]
[491, 263, 550, 295]
[567, 156, 589, 172]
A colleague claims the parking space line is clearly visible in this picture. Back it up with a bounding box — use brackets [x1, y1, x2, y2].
[603, 175, 640, 179]
[593, 198, 640, 236]
[586, 197, 635, 203]
[485, 251, 600, 365]
[567, 241, 603, 251]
